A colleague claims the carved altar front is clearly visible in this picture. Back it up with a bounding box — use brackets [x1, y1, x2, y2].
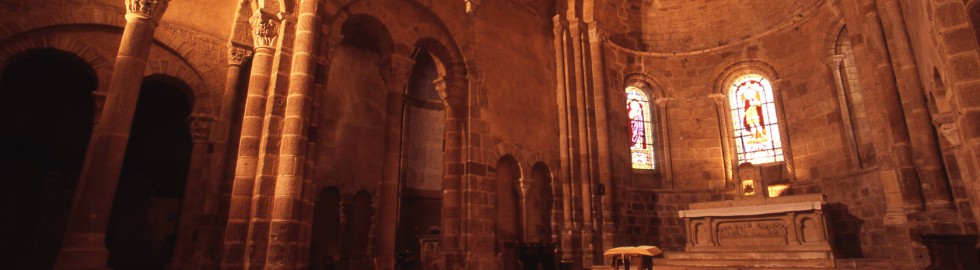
[678, 194, 832, 257]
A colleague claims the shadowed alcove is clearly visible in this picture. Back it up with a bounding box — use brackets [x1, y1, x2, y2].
[107, 76, 193, 270]
[0, 48, 96, 270]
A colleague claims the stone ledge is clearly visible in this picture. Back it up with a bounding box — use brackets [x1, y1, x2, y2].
[687, 194, 826, 210]
[679, 201, 823, 218]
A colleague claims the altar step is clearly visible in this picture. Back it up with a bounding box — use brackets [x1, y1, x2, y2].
[593, 258, 892, 270]
[650, 257, 893, 269]
[663, 251, 833, 260]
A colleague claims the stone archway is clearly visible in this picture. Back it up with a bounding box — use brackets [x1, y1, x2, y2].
[106, 75, 194, 270]
[0, 48, 98, 270]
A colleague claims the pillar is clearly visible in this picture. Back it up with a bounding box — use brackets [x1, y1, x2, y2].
[568, 19, 596, 268]
[552, 15, 576, 265]
[221, 10, 280, 268]
[377, 53, 415, 269]
[438, 74, 466, 268]
[839, 0, 926, 216]
[876, 0, 955, 212]
[265, 0, 319, 267]
[586, 22, 616, 258]
[200, 45, 251, 269]
[54, 0, 170, 268]
[171, 114, 214, 268]
[518, 178, 531, 242]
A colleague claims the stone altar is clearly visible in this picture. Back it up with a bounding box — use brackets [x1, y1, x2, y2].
[678, 193, 832, 257]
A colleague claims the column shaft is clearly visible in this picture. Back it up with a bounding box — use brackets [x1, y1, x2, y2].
[569, 20, 595, 268]
[267, 0, 318, 267]
[586, 22, 616, 258]
[171, 118, 213, 268]
[222, 21, 278, 266]
[377, 54, 413, 269]
[877, 0, 954, 211]
[55, 1, 169, 268]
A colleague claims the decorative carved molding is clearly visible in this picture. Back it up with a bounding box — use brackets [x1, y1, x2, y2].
[228, 45, 252, 66]
[125, 0, 170, 22]
[250, 11, 281, 49]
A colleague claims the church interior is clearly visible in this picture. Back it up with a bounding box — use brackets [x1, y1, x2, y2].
[3, 0, 980, 269]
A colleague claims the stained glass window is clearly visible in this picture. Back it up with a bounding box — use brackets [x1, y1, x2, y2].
[729, 74, 784, 165]
[627, 86, 655, 170]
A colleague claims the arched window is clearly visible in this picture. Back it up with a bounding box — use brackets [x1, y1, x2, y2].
[627, 86, 655, 169]
[728, 74, 784, 165]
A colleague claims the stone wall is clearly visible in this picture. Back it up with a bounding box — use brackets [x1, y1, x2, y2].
[616, 188, 733, 251]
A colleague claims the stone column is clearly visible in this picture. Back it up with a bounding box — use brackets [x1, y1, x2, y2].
[377, 54, 415, 269]
[221, 10, 280, 268]
[708, 94, 735, 186]
[518, 178, 530, 242]
[552, 15, 576, 265]
[200, 45, 251, 269]
[438, 74, 466, 268]
[266, 0, 318, 267]
[587, 22, 616, 258]
[876, 0, 954, 212]
[838, 0, 923, 222]
[568, 19, 596, 268]
[827, 54, 864, 169]
[171, 114, 214, 268]
[54, 1, 169, 268]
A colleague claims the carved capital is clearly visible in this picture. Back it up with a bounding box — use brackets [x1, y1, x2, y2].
[125, 0, 170, 23]
[228, 45, 252, 66]
[654, 97, 674, 108]
[587, 23, 607, 43]
[433, 77, 449, 101]
[826, 54, 845, 68]
[707, 93, 726, 105]
[380, 55, 415, 92]
[250, 11, 281, 49]
[465, 0, 481, 16]
[552, 15, 566, 35]
[517, 178, 530, 198]
[567, 19, 586, 34]
[187, 114, 215, 142]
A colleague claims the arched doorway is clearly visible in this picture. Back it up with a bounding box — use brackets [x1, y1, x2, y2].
[106, 76, 193, 269]
[495, 155, 521, 268]
[0, 48, 97, 270]
[310, 187, 341, 270]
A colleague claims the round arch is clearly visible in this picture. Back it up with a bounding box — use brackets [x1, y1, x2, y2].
[0, 35, 112, 96]
[144, 60, 214, 116]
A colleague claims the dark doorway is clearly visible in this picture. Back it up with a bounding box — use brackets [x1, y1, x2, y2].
[0, 49, 97, 269]
[310, 187, 341, 270]
[345, 191, 374, 269]
[106, 76, 192, 270]
[496, 155, 521, 269]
